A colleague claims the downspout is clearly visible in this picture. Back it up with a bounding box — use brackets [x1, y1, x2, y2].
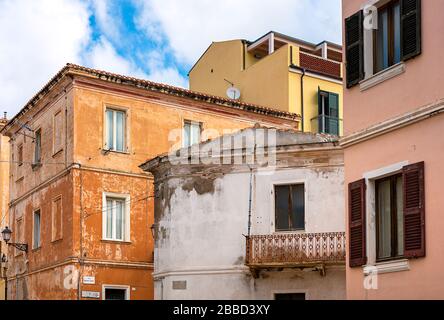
[300, 68, 306, 132]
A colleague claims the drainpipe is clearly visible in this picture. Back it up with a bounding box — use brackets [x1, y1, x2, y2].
[300, 68, 306, 132]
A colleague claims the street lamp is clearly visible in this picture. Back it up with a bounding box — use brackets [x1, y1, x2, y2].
[1, 227, 11, 243]
[1, 227, 28, 252]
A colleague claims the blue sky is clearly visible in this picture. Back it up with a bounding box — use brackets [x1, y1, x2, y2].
[0, 0, 342, 117]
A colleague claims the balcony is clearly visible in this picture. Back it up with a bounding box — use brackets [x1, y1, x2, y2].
[245, 232, 346, 276]
[311, 115, 342, 136]
[299, 52, 342, 79]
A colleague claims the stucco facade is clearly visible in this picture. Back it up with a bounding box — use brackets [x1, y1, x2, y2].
[342, 0, 444, 299]
[189, 32, 344, 136]
[1, 64, 298, 300]
[143, 128, 346, 300]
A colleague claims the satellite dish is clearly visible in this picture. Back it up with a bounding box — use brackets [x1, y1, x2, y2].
[226, 87, 241, 100]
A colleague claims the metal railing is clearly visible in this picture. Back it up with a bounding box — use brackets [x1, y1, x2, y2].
[311, 115, 342, 136]
[246, 232, 346, 267]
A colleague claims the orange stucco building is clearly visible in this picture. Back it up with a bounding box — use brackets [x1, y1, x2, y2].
[0, 64, 298, 300]
[343, 0, 444, 299]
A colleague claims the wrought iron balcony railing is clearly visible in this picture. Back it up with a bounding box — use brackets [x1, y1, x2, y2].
[245, 232, 346, 268]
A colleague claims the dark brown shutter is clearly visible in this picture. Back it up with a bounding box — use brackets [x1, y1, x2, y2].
[348, 179, 367, 267]
[345, 10, 364, 88]
[403, 161, 425, 258]
[401, 0, 421, 61]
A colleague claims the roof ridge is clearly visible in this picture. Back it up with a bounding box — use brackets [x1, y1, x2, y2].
[2, 63, 301, 134]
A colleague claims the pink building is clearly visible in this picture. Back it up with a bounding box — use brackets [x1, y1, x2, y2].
[342, 0, 444, 299]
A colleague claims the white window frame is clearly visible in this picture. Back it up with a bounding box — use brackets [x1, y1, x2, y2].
[362, 160, 411, 274]
[182, 120, 202, 148]
[360, 0, 406, 90]
[102, 192, 131, 242]
[270, 179, 308, 234]
[102, 284, 130, 300]
[104, 107, 128, 152]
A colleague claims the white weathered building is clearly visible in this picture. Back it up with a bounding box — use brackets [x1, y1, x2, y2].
[141, 128, 345, 300]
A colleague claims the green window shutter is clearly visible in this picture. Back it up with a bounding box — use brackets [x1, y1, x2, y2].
[328, 93, 339, 135]
[401, 0, 421, 61]
[328, 93, 339, 118]
[345, 10, 364, 88]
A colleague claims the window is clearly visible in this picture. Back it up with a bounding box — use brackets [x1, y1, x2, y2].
[52, 196, 63, 242]
[103, 194, 130, 241]
[275, 293, 306, 300]
[18, 144, 23, 166]
[376, 174, 404, 261]
[33, 209, 41, 249]
[105, 108, 126, 152]
[345, 1, 421, 88]
[53, 110, 63, 154]
[103, 286, 129, 300]
[348, 162, 425, 268]
[15, 218, 23, 256]
[183, 120, 202, 147]
[317, 90, 340, 135]
[374, 1, 401, 73]
[34, 129, 42, 164]
[275, 184, 305, 232]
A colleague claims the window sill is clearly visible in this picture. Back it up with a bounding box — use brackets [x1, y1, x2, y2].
[101, 148, 130, 155]
[101, 239, 132, 245]
[360, 62, 405, 91]
[52, 149, 64, 158]
[31, 162, 42, 171]
[363, 259, 410, 275]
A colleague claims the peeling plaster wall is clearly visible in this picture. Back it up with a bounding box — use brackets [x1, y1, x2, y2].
[153, 158, 345, 300]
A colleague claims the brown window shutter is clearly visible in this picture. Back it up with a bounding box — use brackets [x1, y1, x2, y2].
[401, 0, 421, 61]
[348, 179, 367, 267]
[402, 161, 425, 258]
[345, 10, 364, 88]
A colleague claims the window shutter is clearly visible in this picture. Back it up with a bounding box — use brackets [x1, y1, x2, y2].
[348, 179, 367, 267]
[345, 11, 364, 88]
[328, 93, 339, 118]
[402, 161, 425, 258]
[401, 0, 421, 61]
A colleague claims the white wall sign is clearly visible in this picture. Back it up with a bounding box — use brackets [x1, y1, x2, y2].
[81, 291, 100, 299]
[83, 276, 95, 284]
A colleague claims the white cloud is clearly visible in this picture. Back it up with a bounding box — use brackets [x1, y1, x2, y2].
[91, 0, 121, 40]
[135, 0, 342, 66]
[0, 0, 91, 117]
[84, 36, 147, 78]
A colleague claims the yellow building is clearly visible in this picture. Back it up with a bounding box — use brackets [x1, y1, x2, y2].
[0, 113, 9, 300]
[189, 31, 343, 135]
